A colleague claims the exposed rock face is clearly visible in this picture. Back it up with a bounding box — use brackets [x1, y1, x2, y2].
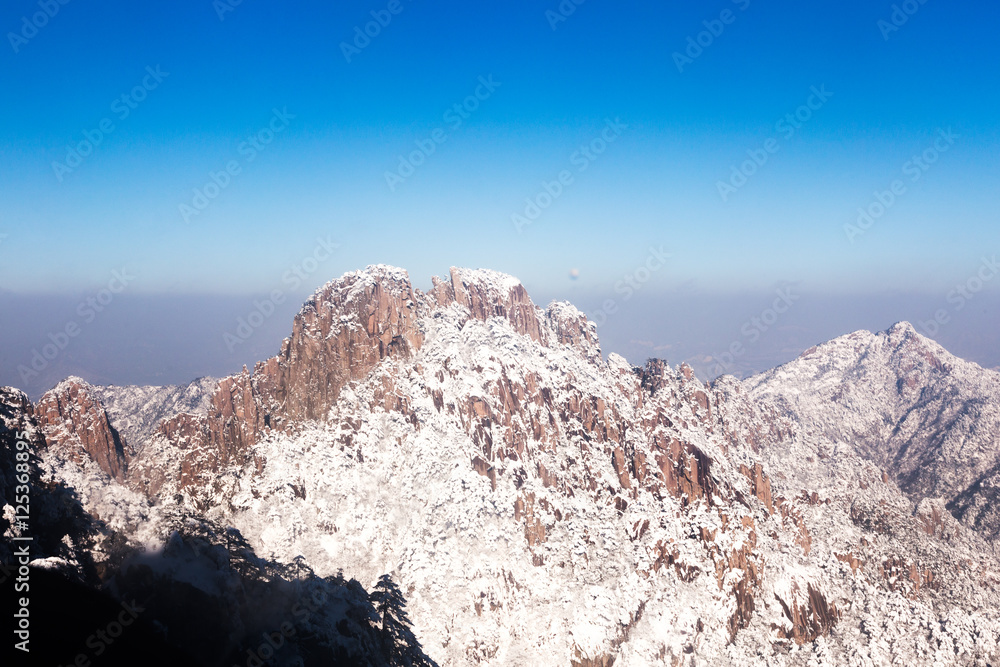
[773, 584, 839, 644]
[144, 369, 262, 493]
[1, 386, 126, 584]
[57, 267, 813, 661]
[127, 267, 427, 495]
[35, 377, 129, 481]
[255, 265, 425, 424]
[915, 497, 960, 540]
[448, 267, 544, 344]
[747, 321, 1000, 541]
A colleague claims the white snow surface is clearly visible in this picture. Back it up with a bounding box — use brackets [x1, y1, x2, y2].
[450, 267, 524, 295]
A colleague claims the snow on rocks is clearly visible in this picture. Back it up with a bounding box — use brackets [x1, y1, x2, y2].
[7, 274, 1000, 666]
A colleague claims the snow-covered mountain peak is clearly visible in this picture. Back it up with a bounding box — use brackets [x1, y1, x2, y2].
[544, 299, 584, 320]
[53, 375, 92, 391]
[448, 266, 524, 294]
[887, 319, 917, 335]
[307, 264, 416, 312]
[750, 321, 1000, 542]
[9, 269, 1000, 665]
[775, 321, 956, 383]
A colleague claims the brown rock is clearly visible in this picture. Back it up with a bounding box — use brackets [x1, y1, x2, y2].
[473, 456, 497, 490]
[257, 266, 425, 423]
[739, 463, 774, 515]
[35, 378, 128, 481]
[774, 584, 839, 644]
[612, 447, 632, 489]
[517, 492, 546, 547]
[836, 552, 863, 575]
[448, 267, 543, 343]
[134, 267, 428, 493]
[656, 439, 719, 507]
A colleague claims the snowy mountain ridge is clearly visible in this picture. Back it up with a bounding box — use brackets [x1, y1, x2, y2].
[4, 266, 1000, 666]
[747, 320, 1000, 542]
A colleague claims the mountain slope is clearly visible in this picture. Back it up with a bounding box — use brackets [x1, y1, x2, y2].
[746, 321, 1000, 541]
[90, 376, 219, 453]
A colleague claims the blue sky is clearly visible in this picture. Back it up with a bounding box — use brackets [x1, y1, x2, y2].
[1, 0, 998, 392]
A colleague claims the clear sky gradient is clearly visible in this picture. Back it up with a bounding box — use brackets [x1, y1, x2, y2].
[1, 0, 998, 393]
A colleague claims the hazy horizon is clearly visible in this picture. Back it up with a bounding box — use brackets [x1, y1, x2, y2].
[2, 0, 998, 396]
[3, 277, 998, 399]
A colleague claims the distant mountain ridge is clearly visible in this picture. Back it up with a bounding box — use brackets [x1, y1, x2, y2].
[747, 321, 1000, 541]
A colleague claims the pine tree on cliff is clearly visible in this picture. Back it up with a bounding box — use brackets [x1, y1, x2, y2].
[369, 574, 437, 666]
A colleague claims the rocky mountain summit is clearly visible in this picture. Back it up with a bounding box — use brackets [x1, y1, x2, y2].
[3, 266, 1000, 666]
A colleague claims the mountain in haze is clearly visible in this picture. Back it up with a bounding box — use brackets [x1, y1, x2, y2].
[3, 265, 1000, 666]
